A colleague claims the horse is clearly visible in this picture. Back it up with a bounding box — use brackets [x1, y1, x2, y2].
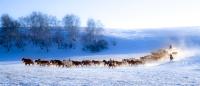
[114, 61, 124, 66]
[126, 59, 143, 66]
[82, 60, 92, 67]
[50, 60, 64, 67]
[92, 60, 101, 66]
[22, 58, 34, 65]
[72, 61, 82, 67]
[103, 60, 109, 66]
[35, 59, 50, 66]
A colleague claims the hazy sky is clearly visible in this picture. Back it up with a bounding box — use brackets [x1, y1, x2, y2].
[0, 0, 200, 29]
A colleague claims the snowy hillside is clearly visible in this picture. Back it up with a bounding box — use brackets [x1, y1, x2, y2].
[0, 27, 200, 86]
[0, 63, 200, 86]
[0, 54, 200, 86]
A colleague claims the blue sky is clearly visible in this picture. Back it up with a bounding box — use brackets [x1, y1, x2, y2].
[0, 0, 200, 29]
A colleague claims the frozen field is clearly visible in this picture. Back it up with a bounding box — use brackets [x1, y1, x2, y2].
[0, 28, 200, 86]
[0, 56, 200, 86]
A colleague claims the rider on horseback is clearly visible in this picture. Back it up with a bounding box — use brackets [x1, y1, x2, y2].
[170, 54, 173, 61]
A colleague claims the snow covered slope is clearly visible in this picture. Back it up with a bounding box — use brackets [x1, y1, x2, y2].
[0, 27, 200, 86]
[0, 56, 200, 86]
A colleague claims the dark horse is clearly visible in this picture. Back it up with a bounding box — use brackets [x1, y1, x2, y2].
[22, 58, 34, 65]
[35, 59, 50, 66]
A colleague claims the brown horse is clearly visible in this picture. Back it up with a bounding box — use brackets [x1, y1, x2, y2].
[50, 60, 64, 67]
[35, 59, 50, 66]
[22, 58, 34, 65]
[103, 60, 109, 66]
[82, 60, 92, 66]
[92, 60, 101, 66]
[114, 61, 124, 66]
[126, 59, 143, 66]
[72, 61, 82, 67]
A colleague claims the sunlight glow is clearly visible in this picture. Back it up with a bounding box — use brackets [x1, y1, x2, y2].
[0, 0, 200, 29]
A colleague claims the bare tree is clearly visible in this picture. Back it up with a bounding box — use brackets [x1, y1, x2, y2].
[83, 19, 103, 44]
[82, 19, 108, 52]
[63, 14, 80, 48]
[53, 29, 65, 49]
[25, 12, 52, 52]
[48, 16, 59, 27]
[0, 12, 109, 52]
[0, 14, 21, 51]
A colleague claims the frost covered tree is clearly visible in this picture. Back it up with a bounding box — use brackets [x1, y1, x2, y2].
[53, 29, 65, 49]
[82, 19, 108, 52]
[25, 12, 52, 52]
[63, 14, 80, 48]
[48, 16, 60, 27]
[0, 14, 22, 51]
[0, 12, 110, 52]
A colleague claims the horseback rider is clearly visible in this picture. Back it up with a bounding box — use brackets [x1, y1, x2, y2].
[170, 54, 173, 61]
[169, 44, 174, 61]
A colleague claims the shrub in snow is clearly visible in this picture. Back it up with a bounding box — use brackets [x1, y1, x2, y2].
[83, 39, 108, 52]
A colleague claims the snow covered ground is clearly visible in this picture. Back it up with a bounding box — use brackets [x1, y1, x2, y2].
[0, 27, 200, 86]
[0, 55, 200, 86]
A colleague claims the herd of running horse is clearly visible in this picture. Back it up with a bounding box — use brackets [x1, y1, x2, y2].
[22, 45, 178, 68]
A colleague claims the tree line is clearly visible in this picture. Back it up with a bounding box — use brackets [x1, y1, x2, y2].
[0, 12, 110, 52]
